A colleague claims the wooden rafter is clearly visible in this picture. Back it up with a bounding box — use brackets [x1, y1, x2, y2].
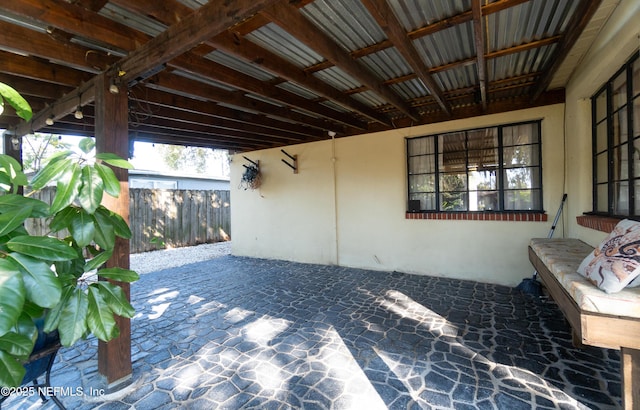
[260, 2, 420, 122]
[471, 0, 487, 110]
[361, 0, 451, 115]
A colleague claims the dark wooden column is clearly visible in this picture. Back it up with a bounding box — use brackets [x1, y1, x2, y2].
[94, 73, 132, 386]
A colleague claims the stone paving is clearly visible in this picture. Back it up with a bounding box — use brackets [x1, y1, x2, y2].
[2, 256, 622, 409]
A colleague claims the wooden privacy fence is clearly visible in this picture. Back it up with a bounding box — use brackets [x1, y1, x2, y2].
[26, 188, 231, 253]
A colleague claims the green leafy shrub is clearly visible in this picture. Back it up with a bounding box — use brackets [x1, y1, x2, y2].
[0, 137, 138, 387]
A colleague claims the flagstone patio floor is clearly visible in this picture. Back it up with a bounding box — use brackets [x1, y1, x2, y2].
[2, 255, 622, 409]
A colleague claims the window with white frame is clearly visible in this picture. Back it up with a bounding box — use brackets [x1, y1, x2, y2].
[591, 51, 640, 217]
[406, 121, 542, 212]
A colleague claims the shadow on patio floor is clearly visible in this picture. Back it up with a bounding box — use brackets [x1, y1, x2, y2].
[3, 256, 621, 409]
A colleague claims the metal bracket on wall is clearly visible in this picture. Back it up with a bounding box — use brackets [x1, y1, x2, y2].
[281, 149, 298, 174]
[243, 156, 259, 171]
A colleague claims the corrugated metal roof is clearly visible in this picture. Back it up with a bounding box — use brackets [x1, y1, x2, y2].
[204, 50, 276, 82]
[301, 0, 386, 52]
[487, 0, 578, 51]
[489, 44, 557, 82]
[352, 90, 387, 108]
[172, 69, 239, 92]
[313, 67, 363, 91]
[245, 23, 325, 69]
[320, 100, 351, 113]
[360, 49, 413, 81]
[387, 0, 471, 31]
[99, 3, 167, 37]
[413, 22, 475, 68]
[277, 82, 320, 100]
[390, 78, 429, 100]
[433, 65, 477, 92]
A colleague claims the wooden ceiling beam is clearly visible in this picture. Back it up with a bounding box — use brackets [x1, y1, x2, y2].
[361, 0, 451, 115]
[133, 87, 324, 139]
[260, 2, 420, 122]
[147, 71, 350, 134]
[116, 0, 280, 85]
[471, 0, 488, 110]
[0, 20, 118, 73]
[169, 54, 367, 130]
[0, 74, 72, 100]
[0, 0, 146, 52]
[0, 51, 93, 86]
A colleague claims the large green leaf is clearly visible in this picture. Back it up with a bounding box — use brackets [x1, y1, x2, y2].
[8, 253, 61, 308]
[0, 82, 32, 121]
[0, 194, 49, 218]
[87, 287, 117, 341]
[0, 349, 26, 387]
[0, 206, 32, 237]
[69, 209, 95, 247]
[50, 163, 81, 214]
[7, 236, 77, 261]
[78, 137, 95, 154]
[49, 206, 77, 232]
[30, 156, 73, 190]
[96, 153, 133, 169]
[98, 267, 139, 283]
[84, 251, 112, 272]
[0, 332, 33, 358]
[58, 288, 88, 346]
[79, 166, 103, 214]
[94, 282, 135, 318]
[94, 163, 120, 198]
[43, 287, 72, 333]
[91, 212, 115, 250]
[96, 206, 131, 239]
[0, 155, 27, 189]
[0, 260, 25, 337]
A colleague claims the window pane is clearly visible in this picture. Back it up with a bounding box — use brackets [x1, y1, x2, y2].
[613, 108, 628, 146]
[410, 192, 436, 211]
[470, 190, 499, 211]
[440, 173, 467, 191]
[612, 70, 627, 112]
[596, 121, 608, 153]
[634, 97, 640, 138]
[409, 174, 435, 193]
[613, 143, 629, 182]
[409, 155, 435, 174]
[504, 168, 540, 189]
[614, 181, 629, 215]
[408, 137, 434, 156]
[635, 138, 640, 178]
[596, 152, 608, 183]
[468, 148, 498, 169]
[634, 58, 640, 97]
[596, 183, 608, 212]
[504, 190, 540, 210]
[440, 192, 467, 211]
[595, 91, 607, 122]
[470, 169, 497, 190]
[503, 145, 539, 167]
[467, 128, 497, 150]
[635, 180, 640, 214]
[440, 132, 466, 172]
[503, 123, 538, 146]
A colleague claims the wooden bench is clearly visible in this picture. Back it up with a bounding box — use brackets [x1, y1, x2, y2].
[528, 238, 640, 409]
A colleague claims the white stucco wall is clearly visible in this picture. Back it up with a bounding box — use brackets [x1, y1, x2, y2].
[563, 0, 640, 246]
[232, 105, 565, 286]
[231, 0, 639, 287]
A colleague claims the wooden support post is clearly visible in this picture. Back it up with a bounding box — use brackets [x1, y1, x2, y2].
[621, 347, 640, 410]
[94, 73, 132, 386]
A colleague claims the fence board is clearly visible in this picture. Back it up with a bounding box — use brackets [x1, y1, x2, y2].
[28, 187, 231, 253]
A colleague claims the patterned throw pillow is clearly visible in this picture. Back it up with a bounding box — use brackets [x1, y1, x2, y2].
[577, 219, 640, 293]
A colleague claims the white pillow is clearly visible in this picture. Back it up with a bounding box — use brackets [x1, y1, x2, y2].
[577, 219, 640, 293]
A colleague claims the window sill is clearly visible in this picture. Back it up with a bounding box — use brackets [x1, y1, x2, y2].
[576, 214, 620, 233]
[405, 212, 548, 221]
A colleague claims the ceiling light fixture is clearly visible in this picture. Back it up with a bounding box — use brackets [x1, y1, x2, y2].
[45, 116, 54, 126]
[74, 94, 83, 120]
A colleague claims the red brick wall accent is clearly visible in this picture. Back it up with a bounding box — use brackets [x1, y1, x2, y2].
[405, 212, 548, 221]
[576, 215, 620, 233]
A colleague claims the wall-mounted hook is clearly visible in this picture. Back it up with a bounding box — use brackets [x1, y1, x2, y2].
[281, 149, 297, 174]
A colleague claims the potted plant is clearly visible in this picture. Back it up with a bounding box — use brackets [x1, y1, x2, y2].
[0, 82, 138, 388]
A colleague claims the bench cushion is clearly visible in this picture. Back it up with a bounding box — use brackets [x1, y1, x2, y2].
[529, 238, 640, 319]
